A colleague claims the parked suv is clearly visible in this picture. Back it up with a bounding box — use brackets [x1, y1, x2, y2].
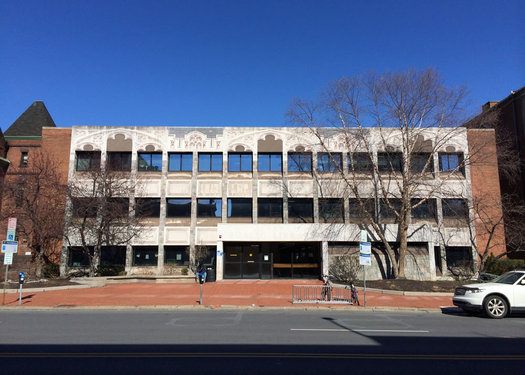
[453, 270, 525, 318]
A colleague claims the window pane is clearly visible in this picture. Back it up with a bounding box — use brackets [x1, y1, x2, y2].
[410, 153, 433, 173]
[258, 198, 283, 218]
[411, 199, 436, 219]
[107, 152, 131, 171]
[439, 153, 463, 174]
[165, 246, 190, 265]
[349, 153, 372, 173]
[442, 199, 468, 219]
[319, 198, 344, 221]
[380, 199, 401, 219]
[211, 154, 223, 171]
[288, 198, 313, 221]
[270, 154, 282, 172]
[258, 154, 270, 171]
[181, 154, 193, 171]
[240, 153, 252, 171]
[349, 199, 375, 219]
[228, 198, 252, 218]
[197, 198, 222, 217]
[198, 154, 211, 171]
[288, 153, 312, 172]
[318, 153, 342, 172]
[228, 154, 241, 171]
[166, 198, 192, 217]
[136, 198, 161, 218]
[138, 153, 162, 171]
[169, 153, 181, 171]
[378, 153, 402, 172]
[132, 246, 158, 266]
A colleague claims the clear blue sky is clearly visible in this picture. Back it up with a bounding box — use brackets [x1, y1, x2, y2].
[1, 0, 523, 131]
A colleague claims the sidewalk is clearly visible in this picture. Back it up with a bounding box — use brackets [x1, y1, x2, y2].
[0, 279, 454, 311]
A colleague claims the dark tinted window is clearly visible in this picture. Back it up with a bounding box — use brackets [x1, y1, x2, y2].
[168, 153, 193, 172]
[228, 153, 252, 172]
[288, 198, 313, 222]
[411, 199, 436, 219]
[197, 198, 222, 217]
[288, 153, 312, 172]
[165, 246, 190, 265]
[107, 152, 131, 171]
[101, 246, 126, 265]
[442, 199, 468, 219]
[132, 246, 158, 266]
[379, 199, 401, 220]
[135, 198, 161, 218]
[68, 246, 93, 267]
[410, 153, 433, 173]
[378, 152, 402, 172]
[76, 151, 101, 171]
[227, 198, 252, 218]
[349, 199, 375, 219]
[348, 153, 372, 173]
[258, 198, 283, 218]
[166, 198, 192, 217]
[319, 198, 344, 222]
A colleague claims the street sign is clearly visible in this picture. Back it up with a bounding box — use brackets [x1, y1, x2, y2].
[1, 241, 18, 253]
[3, 251, 13, 265]
[360, 230, 368, 243]
[359, 242, 371, 266]
[6, 229, 15, 241]
[7, 218, 17, 231]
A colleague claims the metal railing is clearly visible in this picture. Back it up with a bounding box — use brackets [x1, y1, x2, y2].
[292, 284, 352, 304]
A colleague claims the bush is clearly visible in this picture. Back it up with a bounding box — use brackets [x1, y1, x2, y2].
[96, 264, 126, 276]
[329, 255, 360, 283]
[486, 257, 525, 275]
[181, 268, 189, 276]
[42, 263, 60, 279]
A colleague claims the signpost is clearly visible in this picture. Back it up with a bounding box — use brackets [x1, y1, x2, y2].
[359, 230, 371, 307]
[2, 218, 18, 305]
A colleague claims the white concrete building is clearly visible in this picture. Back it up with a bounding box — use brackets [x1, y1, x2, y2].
[61, 126, 478, 280]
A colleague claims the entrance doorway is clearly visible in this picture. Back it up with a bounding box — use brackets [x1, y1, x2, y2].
[223, 242, 321, 279]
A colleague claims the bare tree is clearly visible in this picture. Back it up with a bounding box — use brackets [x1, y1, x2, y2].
[64, 167, 145, 277]
[287, 68, 479, 279]
[1, 150, 67, 278]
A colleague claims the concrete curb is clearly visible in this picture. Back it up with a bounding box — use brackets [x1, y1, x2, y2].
[0, 304, 445, 313]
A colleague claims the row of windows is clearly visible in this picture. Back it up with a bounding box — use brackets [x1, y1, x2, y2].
[72, 197, 468, 222]
[76, 151, 465, 174]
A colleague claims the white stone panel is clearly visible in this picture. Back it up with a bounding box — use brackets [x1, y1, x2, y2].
[136, 179, 161, 197]
[196, 227, 218, 245]
[165, 227, 191, 245]
[318, 179, 347, 197]
[132, 227, 159, 245]
[167, 180, 192, 197]
[258, 180, 283, 197]
[198, 180, 222, 197]
[443, 227, 471, 246]
[227, 180, 252, 197]
[288, 180, 313, 197]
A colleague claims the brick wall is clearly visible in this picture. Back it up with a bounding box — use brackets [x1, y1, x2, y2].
[467, 129, 506, 258]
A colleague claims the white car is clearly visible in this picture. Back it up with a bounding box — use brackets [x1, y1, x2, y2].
[453, 270, 525, 318]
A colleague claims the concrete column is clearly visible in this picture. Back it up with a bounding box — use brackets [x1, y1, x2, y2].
[322, 241, 329, 276]
[216, 240, 224, 281]
[157, 148, 168, 275]
[427, 225, 437, 281]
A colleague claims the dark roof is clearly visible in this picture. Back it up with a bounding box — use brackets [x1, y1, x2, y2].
[4, 101, 56, 137]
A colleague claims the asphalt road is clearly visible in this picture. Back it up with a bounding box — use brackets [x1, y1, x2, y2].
[1, 309, 524, 374]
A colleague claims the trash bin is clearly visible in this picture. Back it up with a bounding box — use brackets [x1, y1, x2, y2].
[206, 266, 216, 282]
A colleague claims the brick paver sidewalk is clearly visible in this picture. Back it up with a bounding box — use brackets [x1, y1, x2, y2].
[2, 280, 454, 310]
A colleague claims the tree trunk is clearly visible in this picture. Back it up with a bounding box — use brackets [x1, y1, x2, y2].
[35, 251, 43, 279]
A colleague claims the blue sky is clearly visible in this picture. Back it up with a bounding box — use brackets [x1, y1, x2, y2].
[1, 0, 523, 131]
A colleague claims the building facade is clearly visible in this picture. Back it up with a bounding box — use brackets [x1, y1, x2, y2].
[59, 125, 491, 281]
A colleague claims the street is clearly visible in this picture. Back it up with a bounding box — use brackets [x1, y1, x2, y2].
[1, 309, 524, 374]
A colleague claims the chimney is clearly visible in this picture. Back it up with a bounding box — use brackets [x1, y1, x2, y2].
[482, 101, 499, 112]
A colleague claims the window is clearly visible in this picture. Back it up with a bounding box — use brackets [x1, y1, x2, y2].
[445, 246, 473, 268]
[20, 151, 28, 167]
[411, 199, 436, 220]
[319, 198, 344, 223]
[68, 246, 93, 267]
[166, 198, 192, 217]
[138, 152, 162, 171]
[72, 197, 98, 218]
[410, 153, 433, 173]
[168, 153, 193, 172]
[228, 153, 252, 172]
[101, 246, 126, 265]
[349, 199, 375, 220]
[132, 246, 158, 266]
[288, 198, 313, 222]
[106, 198, 129, 217]
[288, 152, 312, 172]
[378, 152, 402, 172]
[135, 198, 161, 218]
[165, 246, 190, 265]
[439, 153, 464, 174]
[379, 199, 401, 221]
[258, 198, 283, 218]
[348, 153, 372, 173]
[258, 153, 282, 172]
[107, 152, 131, 171]
[318, 153, 342, 172]
[442, 199, 468, 220]
[227, 198, 252, 218]
[198, 153, 223, 172]
[76, 151, 100, 171]
[197, 198, 222, 218]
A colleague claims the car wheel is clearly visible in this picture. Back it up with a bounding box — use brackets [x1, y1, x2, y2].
[484, 295, 508, 319]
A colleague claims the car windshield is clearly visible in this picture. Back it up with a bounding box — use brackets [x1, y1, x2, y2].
[493, 272, 524, 285]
